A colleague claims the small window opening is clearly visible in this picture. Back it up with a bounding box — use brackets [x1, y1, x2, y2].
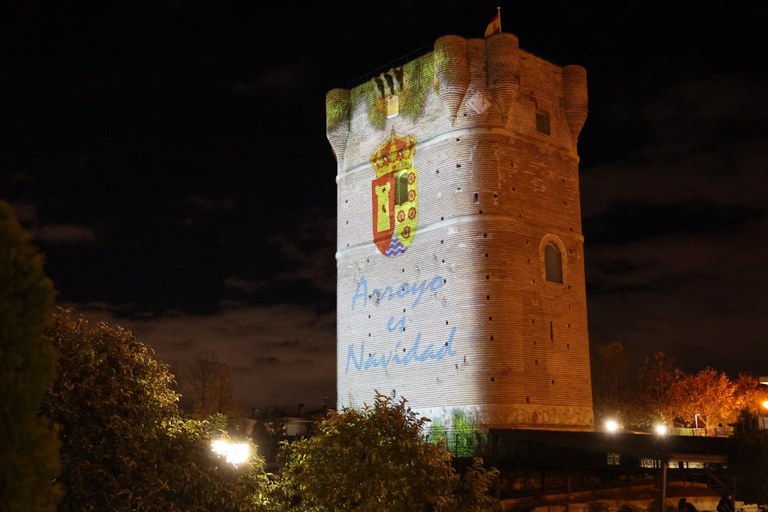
[536, 110, 551, 134]
[544, 243, 563, 283]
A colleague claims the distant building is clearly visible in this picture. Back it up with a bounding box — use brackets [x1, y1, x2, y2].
[327, 32, 593, 431]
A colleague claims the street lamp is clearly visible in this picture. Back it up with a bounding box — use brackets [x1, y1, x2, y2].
[211, 439, 251, 466]
[755, 379, 768, 430]
[760, 401, 768, 430]
[604, 419, 620, 433]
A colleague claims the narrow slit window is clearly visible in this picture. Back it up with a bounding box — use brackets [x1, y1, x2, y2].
[544, 243, 563, 283]
[536, 110, 551, 135]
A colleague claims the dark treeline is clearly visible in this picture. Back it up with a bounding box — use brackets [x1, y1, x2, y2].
[591, 341, 768, 431]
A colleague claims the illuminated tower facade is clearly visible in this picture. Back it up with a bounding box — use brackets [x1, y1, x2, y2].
[327, 33, 593, 430]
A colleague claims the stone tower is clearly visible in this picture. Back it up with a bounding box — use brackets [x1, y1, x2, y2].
[327, 33, 593, 431]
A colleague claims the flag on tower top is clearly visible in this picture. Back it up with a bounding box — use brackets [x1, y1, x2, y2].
[484, 7, 501, 37]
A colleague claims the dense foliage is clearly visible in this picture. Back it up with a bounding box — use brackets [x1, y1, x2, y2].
[591, 342, 768, 431]
[0, 200, 60, 511]
[272, 392, 499, 512]
[41, 309, 270, 512]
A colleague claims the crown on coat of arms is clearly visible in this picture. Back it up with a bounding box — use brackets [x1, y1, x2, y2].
[370, 129, 417, 178]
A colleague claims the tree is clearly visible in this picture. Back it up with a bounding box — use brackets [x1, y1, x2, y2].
[190, 350, 235, 420]
[0, 200, 60, 511]
[591, 342, 642, 426]
[41, 308, 270, 511]
[637, 351, 685, 427]
[673, 368, 735, 429]
[272, 392, 499, 511]
[733, 373, 768, 420]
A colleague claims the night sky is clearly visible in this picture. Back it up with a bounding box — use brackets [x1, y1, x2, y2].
[3, 1, 767, 412]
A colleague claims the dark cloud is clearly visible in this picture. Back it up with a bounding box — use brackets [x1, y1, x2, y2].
[76, 304, 336, 409]
[585, 200, 762, 246]
[187, 195, 237, 211]
[252, 357, 281, 366]
[267, 341, 300, 349]
[33, 224, 98, 244]
[224, 277, 265, 294]
[579, 36, 768, 377]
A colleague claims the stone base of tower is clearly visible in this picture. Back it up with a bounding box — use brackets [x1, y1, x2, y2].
[415, 403, 594, 433]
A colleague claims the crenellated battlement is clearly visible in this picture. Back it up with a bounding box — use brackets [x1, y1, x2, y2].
[327, 33, 587, 167]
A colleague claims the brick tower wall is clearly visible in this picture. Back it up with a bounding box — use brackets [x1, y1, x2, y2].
[327, 33, 593, 431]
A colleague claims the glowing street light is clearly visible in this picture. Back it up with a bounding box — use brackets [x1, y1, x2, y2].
[654, 424, 668, 436]
[604, 419, 620, 433]
[211, 439, 251, 466]
[757, 401, 768, 430]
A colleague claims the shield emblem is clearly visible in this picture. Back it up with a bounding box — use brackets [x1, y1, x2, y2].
[370, 130, 418, 257]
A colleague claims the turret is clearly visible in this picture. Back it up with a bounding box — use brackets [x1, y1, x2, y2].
[326, 88, 351, 162]
[562, 65, 588, 143]
[485, 33, 520, 121]
[434, 35, 469, 125]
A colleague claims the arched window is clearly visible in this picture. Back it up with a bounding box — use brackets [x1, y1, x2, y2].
[544, 243, 563, 283]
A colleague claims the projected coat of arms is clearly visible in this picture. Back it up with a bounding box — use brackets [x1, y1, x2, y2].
[370, 129, 418, 257]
